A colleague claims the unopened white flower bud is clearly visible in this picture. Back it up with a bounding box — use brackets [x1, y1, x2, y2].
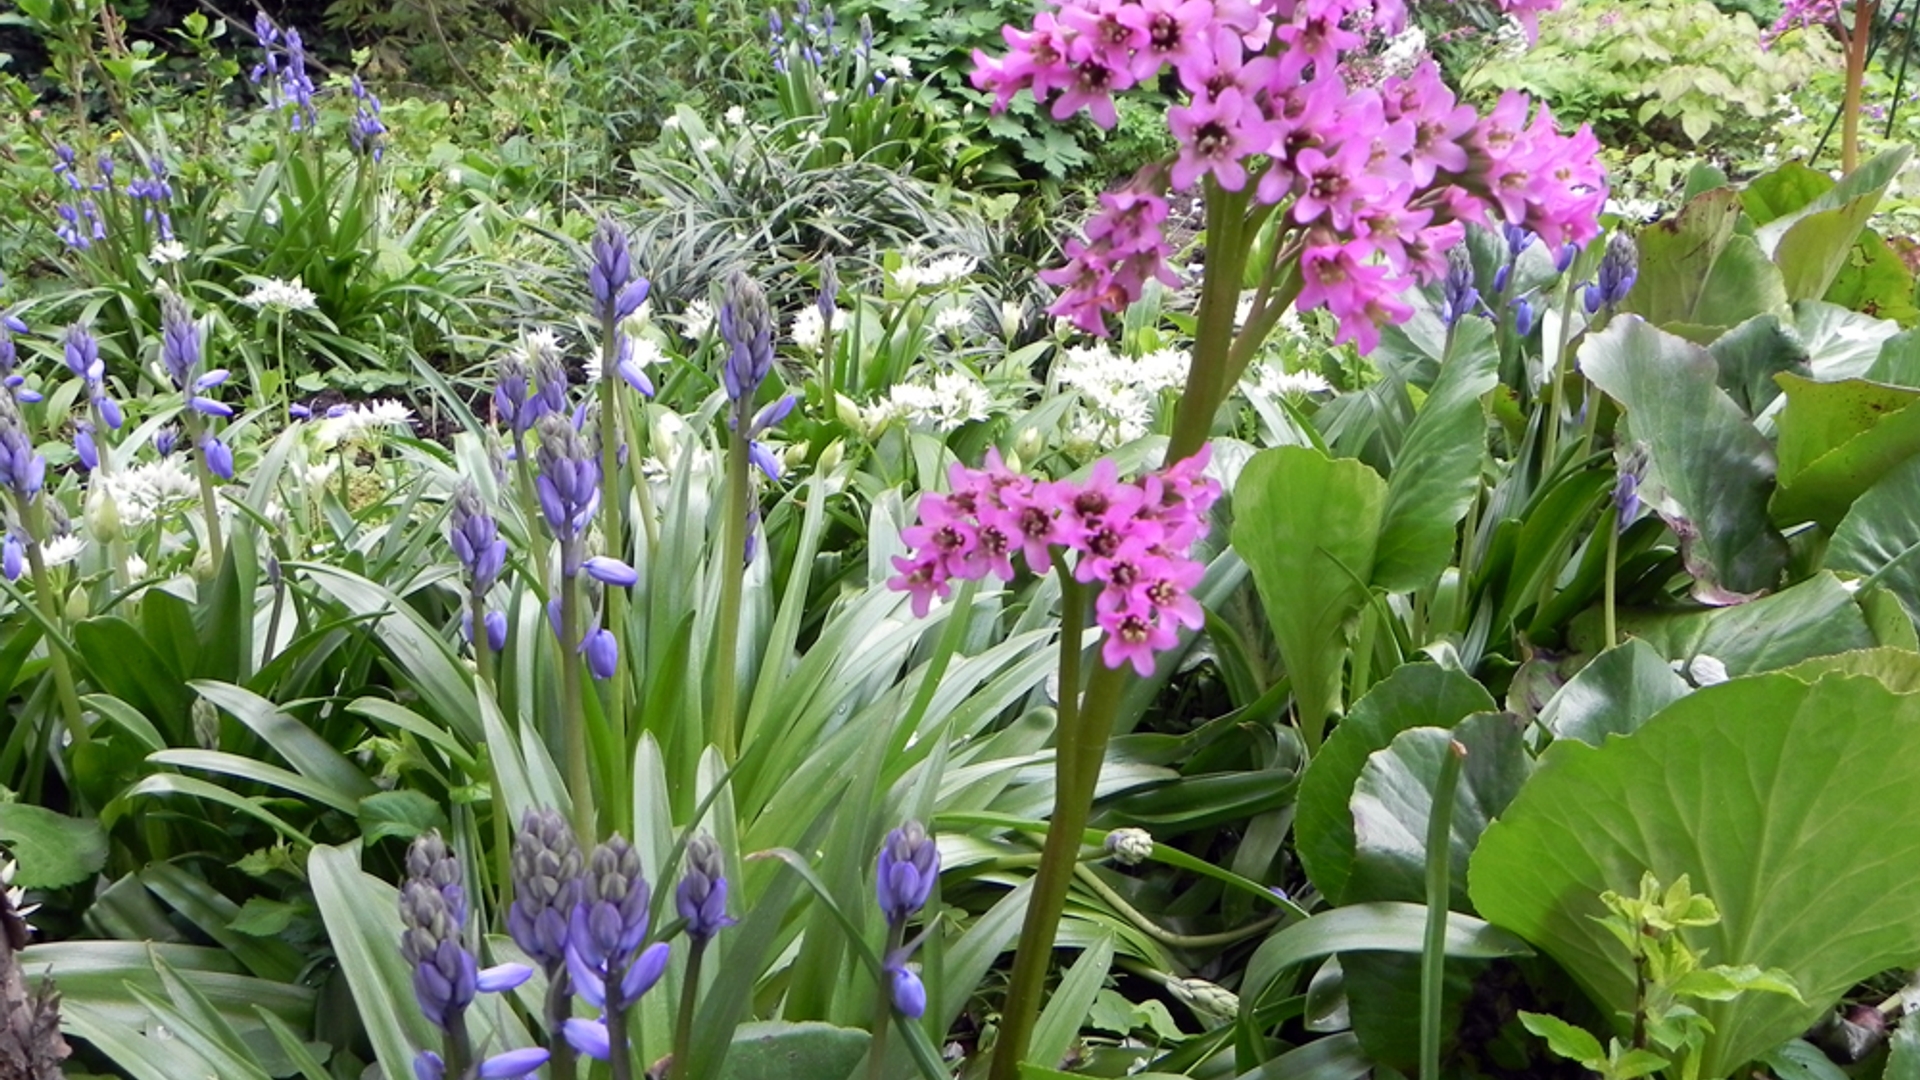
[1105, 827, 1154, 866]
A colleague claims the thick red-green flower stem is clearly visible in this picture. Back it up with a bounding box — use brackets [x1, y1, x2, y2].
[1842, 0, 1877, 173]
[1168, 181, 1251, 462]
[994, 181, 1252, 1080]
[989, 574, 1130, 1080]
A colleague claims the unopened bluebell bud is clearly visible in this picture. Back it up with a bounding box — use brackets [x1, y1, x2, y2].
[720, 273, 774, 405]
[1513, 297, 1535, 337]
[1440, 244, 1479, 327]
[509, 807, 583, 971]
[875, 820, 939, 925]
[675, 832, 736, 943]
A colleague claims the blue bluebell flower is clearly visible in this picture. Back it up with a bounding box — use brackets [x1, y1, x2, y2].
[1554, 242, 1579, 274]
[2, 535, 21, 581]
[1513, 296, 1535, 337]
[155, 426, 178, 458]
[0, 399, 45, 503]
[885, 953, 926, 1018]
[508, 807, 584, 973]
[1584, 231, 1639, 315]
[349, 76, 387, 161]
[875, 820, 938, 926]
[399, 833, 546, 1080]
[589, 216, 650, 326]
[562, 835, 672, 1060]
[1503, 221, 1535, 259]
[74, 422, 97, 472]
[1439, 245, 1479, 328]
[675, 832, 736, 943]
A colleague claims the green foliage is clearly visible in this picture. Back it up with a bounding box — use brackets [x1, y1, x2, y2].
[1473, 671, 1920, 1077]
[1470, 0, 1836, 148]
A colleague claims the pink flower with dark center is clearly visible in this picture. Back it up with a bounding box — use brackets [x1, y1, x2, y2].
[1099, 608, 1178, 675]
[1051, 35, 1133, 127]
[1291, 139, 1379, 230]
[1117, 0, 1219, 84]
[1058, 1, 1146, 72]
[1358, 188, 1433, 275]
[1273, 0, 1366, 84]
[1168, 87, 1272, 191]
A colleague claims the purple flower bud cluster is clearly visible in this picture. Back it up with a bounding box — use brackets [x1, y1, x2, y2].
[250, 13, 318, 133]
[675, 833, 737, 943]
[1438, 244, 1479, 328]
[1614, 445, 1646, 535]
[589, 216, 650, 327]
[349, 76, 387, 161]
[720, 273, 774, 407]
[64, 324, 121, 472]
[494, 341, 568, 444]
[506, 812, 734, 1061]
[0, 321, 41, 407]
[765, 0, 840, 71]
[0, 396, 46, 505]
[561, 835, 672, 1062]
[450, 481, 509, 652]
[162, 294, 234, 480]
[399, 833, 547, 1080]
[125, 157, 176, 242]
[534, 417, 635, 679]
[1584, 231, 1639, 315]
[508, 808, 584, 973]
[875, 820, 940, 1019]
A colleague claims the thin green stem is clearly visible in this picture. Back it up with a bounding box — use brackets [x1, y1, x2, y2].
[672, 939, 706, 1080]
[1604, 513, 1621, 649]
[711, 432, 752, 764]
[546, 970, 577, 1080]
[559, 574, 596, 839]
[1071, 863, 1282, 948]
[867, 922, 905, 1080]
[1420, 739, 1466, 1080]
[21, 513, 85, 747]
[607, 989, 634, 1080]
[598, 319, 628, 565]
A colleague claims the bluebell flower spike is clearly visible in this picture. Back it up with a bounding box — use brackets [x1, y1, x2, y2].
[676, 832, 737, 943]
[1439, 244, 1479, 328]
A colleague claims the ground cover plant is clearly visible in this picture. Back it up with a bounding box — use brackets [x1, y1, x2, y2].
[12, 1, 1920, 1080]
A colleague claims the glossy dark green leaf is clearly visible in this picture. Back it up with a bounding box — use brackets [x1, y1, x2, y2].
[1580, 316, 1788, 596]
[1347, 716, 1531, 908]
[73, 616, 195, 730]
[1242, 903, 1530, 1014]
[1373, 334, 1499, 592]
[0, 802, 106, 887]
[1596, 572, 1873, 675]
[1708, 315, 1808, 417]
[1232, 446, 1387, 749]
[1470, 671, 1920, 1077]
[1772, 374, 1920, 528]
[719, 1021, 870, 1080]
[1538, 639, 1692, 746]
[1826, 229, 1920, 327]
[1740, 161, 1833, 225]
[1830, 454, 1920, 622]
[1624, 187, 1787, 333]
[1296, 665, 1495, 905]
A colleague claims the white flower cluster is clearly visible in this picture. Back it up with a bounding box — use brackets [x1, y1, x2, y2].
[99, 458, 199, 530]
[1376, 24, 1428, 78]
[931, 306, 972, 337]
[1054, 343, 1188, 447]
[1251, 364, 1333, 399]
[584, 334, 667, 383]
[790, 305, 848, 352]
[149, 240, 190, 266]
[243, 276, 318, 313]
[891, 253, 976, 292]
[680, 300, 716, 342]
[866, 371, 992, 432]
[315, 400, 415, 448]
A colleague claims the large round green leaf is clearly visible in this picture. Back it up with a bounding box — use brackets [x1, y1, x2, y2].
[1348, 715, 1531, 908]
[1469, 671, 1920, 1077]
[1294, 665, 1495, 904]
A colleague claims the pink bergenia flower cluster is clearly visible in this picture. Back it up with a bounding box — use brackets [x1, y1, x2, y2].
[887, 450, 1221, 676]
[974, 0, 1605, 350]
